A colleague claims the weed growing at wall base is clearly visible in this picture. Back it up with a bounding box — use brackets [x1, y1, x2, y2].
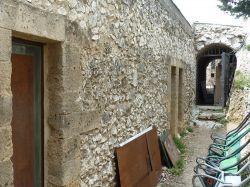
[180, 126, 194, 137]
[170, 135, 188, 176]
[170, 158, 185, 176]
[234, 71, 250, 89]
[173, 136, 186, 155]
[186, 126, 193, 133]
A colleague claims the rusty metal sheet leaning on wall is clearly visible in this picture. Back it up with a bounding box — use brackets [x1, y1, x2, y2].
[115, 126, 162, 187]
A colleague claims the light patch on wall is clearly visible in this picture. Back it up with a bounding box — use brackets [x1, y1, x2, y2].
[80, 110, 101, 133]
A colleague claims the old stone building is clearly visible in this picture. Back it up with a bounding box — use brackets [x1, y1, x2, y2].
[0, 0, 196, 186]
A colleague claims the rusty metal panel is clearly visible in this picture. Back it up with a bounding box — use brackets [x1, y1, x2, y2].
[115, 126, 162, 187]
[163, 133, 180, 167]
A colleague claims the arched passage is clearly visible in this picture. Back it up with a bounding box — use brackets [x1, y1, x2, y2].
[196, 43, 237, 106]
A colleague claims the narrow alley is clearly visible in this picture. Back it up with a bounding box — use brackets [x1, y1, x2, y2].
[0, 0, 249, 187]
[159, 106, 227, 187]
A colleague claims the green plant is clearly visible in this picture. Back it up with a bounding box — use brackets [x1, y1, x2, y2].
[180, 131, 187, 138]
[219, 118, 228, 125]
[170, 158, 185, 176]
[241, 183, 250, 187]
[216, 108, 225, 113]
[218, 0, 250, 18]
[234, 71, 250, 89]
[186, 126, 193, 133]
[169, 137, 187, 175]
[225, 105, 229, 111]
[246, 44, 250, 51]
[173, 137, 186, 154]
[180, 126, 194, 137]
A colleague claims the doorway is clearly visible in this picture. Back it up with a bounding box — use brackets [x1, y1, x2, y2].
[196, 44, 236, 106]
[178, 68, 183, 132]
[11, 39, 43, 187]
[170, 66, 177, 136]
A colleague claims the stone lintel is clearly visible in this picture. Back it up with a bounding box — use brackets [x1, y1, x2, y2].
[0, 0, 65, 41]
[48, 110, 102, 138]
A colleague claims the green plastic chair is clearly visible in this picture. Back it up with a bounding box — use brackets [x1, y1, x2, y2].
[208, 123, 250, 157]
[193, 152, 250, 187]
[211, 113, 250, 144]
[196, 138, 250, 168]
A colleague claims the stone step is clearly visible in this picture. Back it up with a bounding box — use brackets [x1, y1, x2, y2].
[193, 119, 224, 129]
[197, 105, 224, 112]
[198, 111, 226, 121]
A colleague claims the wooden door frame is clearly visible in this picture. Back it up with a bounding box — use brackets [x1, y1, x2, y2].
[12, 38, 44, 187]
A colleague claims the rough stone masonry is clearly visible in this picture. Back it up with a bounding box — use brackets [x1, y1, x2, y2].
[0, 0, 196, 186]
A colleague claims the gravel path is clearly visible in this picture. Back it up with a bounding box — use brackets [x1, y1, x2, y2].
[158, 125, 226, 187]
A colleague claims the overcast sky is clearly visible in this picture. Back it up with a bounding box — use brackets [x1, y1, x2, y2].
[172, 0, 247, 26]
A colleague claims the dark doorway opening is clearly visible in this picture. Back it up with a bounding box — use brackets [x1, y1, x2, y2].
[11, 39, 43, 187]
[170, 66, 177, 136]
[196, 44, 237, 106]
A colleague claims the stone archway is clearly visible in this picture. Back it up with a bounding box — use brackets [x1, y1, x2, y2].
[194, 23, 246, 106]
[196, 43, 237, 105]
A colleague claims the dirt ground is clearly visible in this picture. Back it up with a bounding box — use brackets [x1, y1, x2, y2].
[158, 125, 226, 187]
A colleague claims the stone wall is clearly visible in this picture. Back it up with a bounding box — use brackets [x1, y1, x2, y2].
[236, 34, 250, 75]
[193, 22, 245, 51]
[63, 1, 196, 185]
[194, 22, 249, 74]
[0, 0, 196, 186]
[234, 34, 250, 119]
[230, 35, 250, 120]
[244, 88, 250, 114]
[0, 28, 13, 186]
